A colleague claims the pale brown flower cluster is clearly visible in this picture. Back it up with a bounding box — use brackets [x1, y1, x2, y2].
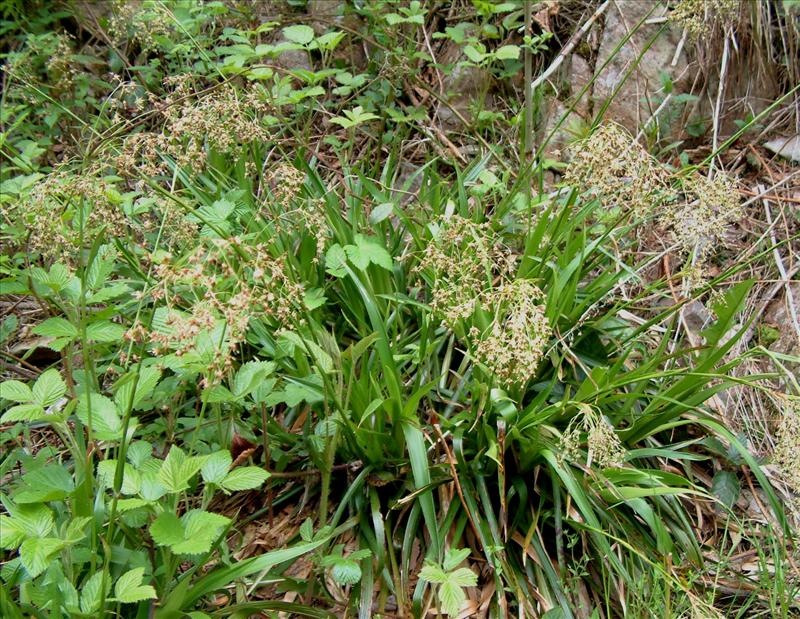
[418, 216, 515, 326]
[261, 165, 329, 261]
[15, 170, 129, 264]
[138, 197, 199, 250]
[661, 173, 742, 259]
[670, 0, 740, 39]
[774, 398, 800, 494]
[472, 280, 550, 386]
[564, 122, 668, 217]
[559, 406, 626, 469]
[117, 79, 271, 177]
[566, 123, 743, 271]
[146, 239, 303, 384]
[108, 0, 172, 54]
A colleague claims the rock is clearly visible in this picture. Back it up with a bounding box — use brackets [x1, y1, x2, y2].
[764, 135, 800, 164]
[273, 37, 313, 73]
[594, 0, 688, 135]
[436, 43, 494, 130]
[540, 53, 593, 160]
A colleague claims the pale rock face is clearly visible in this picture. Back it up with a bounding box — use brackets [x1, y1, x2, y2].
[764, 135, 800, 164]
[593, 0, 689, 134]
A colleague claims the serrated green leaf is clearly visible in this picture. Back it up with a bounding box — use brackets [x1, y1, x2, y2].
[0, 402, 47, 422]
[494, 44, 520, 60]
[150, 512, 185, 547]
[233, 361, 275, 399]
[115, 567, 157, 603]
[220, 466, 269, 492]
[712, 470, 740, 509]
[299, 518, 313, 541]
[202, 384, 235, 403]
[0, 516, 25, 549]
[158, 446, 201, 493]
[126, 441, 153, 468]
[0, 380, 33, 403]
[32, 369, 66, 407]
[97, 460, 141, 495]
[80, 571, 110, 614]
[32, 317, 77, 339]
[117, 498, 150, 513]
[15, 464, 75, 503]
[114, 367, 161, 411]
[448, 567, 478, 587]
[330, 559, 361, 585]
[443, 547, 471, 571]
[282, 24, 314, 45]
[438, 580, 467, 617]
[325, 244, 347, 277]
[19, 537, 65, 577]
[419, 563, 448, 584]
[76, 393, 123, 439]
[86, 320, 126, 342]
[354, 235, 393, 271]
[201, 450, 232, 485]
[6, 503, 54, 538]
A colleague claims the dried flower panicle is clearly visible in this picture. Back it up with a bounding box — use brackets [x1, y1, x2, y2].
[14, 169, 130, 263]
[418, 215, 514, 326]
[117, 80, 271, 177]
[659, 173, 742, 259]
[146, 239, 303, 385]
[108, 0, 172, 54]
[670, 0, 740, 39]
[565, 122, 668, 217]
[558, 406, 626, 469]
[472, 280, 551, 386]
[774, 398, 800, 494]
[261, 165, 330, 261]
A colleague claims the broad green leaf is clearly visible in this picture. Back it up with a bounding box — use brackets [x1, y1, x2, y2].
[201, 450, 232, 485]
[0, 403, 45, 423]
[438, 580, 467, 617]
[443, 547, 471, 571]
[419, 563, 448, 584]
[86, 320, 126, 342]
[448, 567, 478, 587]
[220, 466, 269, 492]
[330, 559, 361, 585]
[81, 571, 110, 614]
[117, 498, 150, 513]
[0, 516, 25, 549]
[19, 537, 65, 577]
[15, 464, 75, 503]
[114, 367, 162, 411]
[31, 369, 66, 407]
[712, 470, 740, 509]
[115, 567, 157, 603]
[150, 512, 185, 547]
[76, 393, 123, 439]
[0, 380, 33, 403]
[158, 446, 202, 494]
[32, 317, 76, 339]
[5, 503, 54, 538]
[354, 235, 393, 271]
[202, 384, 235, 403]
[325, 244, 348, 277]
[282, 24, 314, 45]
[97, 460, 141, 495]
[126, 441, 153, 468]
[369, 202, 394, 224]
[233, 361, 275, 399]
[494, 44, 520, 60]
